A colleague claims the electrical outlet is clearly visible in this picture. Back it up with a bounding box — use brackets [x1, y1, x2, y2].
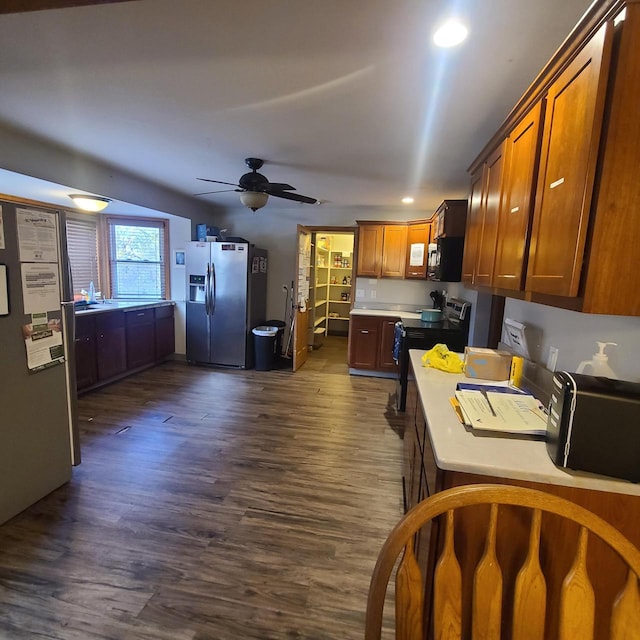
[370, 290, 376, 299]
[356, 288, 364, 299]
[547, 346, 559, 371]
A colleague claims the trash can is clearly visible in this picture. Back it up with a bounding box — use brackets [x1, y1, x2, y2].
[265, 320, 287, 357]
[252, 326, 279, 371]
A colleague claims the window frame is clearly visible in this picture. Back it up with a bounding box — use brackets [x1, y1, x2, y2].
[101, 214, 171, 300]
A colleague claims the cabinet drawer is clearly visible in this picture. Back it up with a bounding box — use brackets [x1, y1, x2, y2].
[125, 308, 155, 326]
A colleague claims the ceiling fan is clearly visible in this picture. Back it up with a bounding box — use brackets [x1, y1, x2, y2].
[196, 158, 319, 211]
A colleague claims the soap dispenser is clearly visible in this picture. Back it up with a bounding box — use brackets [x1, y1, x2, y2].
[576, 341, 618, 378]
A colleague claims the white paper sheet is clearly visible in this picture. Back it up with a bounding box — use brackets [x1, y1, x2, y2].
[16, 208, 58, 263]
[409, 242, 425, 266]
[22, 316, 65, 371]
[20, 262, 61, 314]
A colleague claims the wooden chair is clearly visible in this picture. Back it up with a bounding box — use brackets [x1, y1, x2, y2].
[365, 484, 640, 640]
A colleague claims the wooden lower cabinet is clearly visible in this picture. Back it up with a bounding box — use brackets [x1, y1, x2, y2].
[155, 305, 175, 361]
[405, 372, 640, 640]
[76, 305, 174, 393]
[125, 308, 156, 369]
[347, 314, 399, 372]
[96, 311, 127, 380]
[75, 315, 97, 391]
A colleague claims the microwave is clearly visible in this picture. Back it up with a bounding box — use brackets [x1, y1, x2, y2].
[546, 372, 640, 483]
[427, 236, 465, 282]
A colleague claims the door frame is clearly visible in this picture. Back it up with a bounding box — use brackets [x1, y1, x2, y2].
[292, 225, 357, 371]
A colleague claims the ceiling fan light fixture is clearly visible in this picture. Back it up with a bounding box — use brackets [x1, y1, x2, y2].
[240, 191, 268, 212]
[69, 193, 111, 212]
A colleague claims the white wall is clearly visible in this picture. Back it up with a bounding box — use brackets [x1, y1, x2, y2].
[503, 298, 640, 382]
[168, 215, 191, 355]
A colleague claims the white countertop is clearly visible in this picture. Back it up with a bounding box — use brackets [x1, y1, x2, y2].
[350, 308, 422, 321]
[409, 349, 640, 497]
[75, 300, 174, 316]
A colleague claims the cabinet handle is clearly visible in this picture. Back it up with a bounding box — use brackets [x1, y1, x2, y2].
[361, 330, 369, 334]
[137, 312, 145, 316]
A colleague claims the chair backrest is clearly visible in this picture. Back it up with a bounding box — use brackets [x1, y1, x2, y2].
[365, 484, 640, 640]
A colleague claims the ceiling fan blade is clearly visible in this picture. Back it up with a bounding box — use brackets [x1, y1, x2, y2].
[197, 178, 240, 188]
[270, 190, 319, 205]
[194, 189, 240, 196]
[266, 183, 295, 192]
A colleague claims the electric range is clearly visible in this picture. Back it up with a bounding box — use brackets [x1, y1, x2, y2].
[395, 298, 470, 411]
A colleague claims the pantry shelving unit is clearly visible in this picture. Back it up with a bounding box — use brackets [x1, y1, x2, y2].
[326, 251, 352, 337]
[309, 235, 354, 348]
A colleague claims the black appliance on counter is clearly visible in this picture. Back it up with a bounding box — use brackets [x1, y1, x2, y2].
[546, 372, 640, 483]
[395, 298, 471, 411]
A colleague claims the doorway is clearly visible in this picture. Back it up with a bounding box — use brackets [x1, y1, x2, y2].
[306, 228, 355, 366]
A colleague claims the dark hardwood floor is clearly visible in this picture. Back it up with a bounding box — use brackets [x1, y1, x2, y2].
[0, 336, 405, 639]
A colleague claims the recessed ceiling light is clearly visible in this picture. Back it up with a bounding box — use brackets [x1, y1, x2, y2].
[402, 196, 414, 204]
[433, 19, 468, 48]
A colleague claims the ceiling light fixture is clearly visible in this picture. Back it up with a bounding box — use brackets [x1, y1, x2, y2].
[240, 191, 269, 212]
[402, 196, 415, 204]
[433, 19, 468, 48]
[69, 193, 111, 212]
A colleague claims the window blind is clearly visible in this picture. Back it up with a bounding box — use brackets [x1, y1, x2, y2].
[107, 217, 167, 300]
[66, 213, 99, 295]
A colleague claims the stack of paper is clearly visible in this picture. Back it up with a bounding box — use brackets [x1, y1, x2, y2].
[454, 384, 547, 436]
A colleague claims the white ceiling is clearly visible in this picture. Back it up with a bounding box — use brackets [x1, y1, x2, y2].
[0, 0, 595, 215]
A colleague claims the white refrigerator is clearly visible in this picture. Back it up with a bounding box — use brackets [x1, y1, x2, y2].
[185, 241, 267, 368]
[0, 199, 80, 525]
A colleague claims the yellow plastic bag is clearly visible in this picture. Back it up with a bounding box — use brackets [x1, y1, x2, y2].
[421, 343, 464, 373]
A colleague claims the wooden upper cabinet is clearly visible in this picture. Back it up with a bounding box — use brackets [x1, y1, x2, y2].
[356, 224, 383, 277]
[493, 101, 544, 291]
[462, 168, 484, 284]
[526, 22, 613, 297]
[356, 223, 407, 278]
[405, 221, 431, 279]
[474, 142, 506, 286]
[381, 224, 408, 277]
[583, 5, 640, 315]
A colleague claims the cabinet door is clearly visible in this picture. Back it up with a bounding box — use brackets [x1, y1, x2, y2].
[155, 306, 175, 361]
[356, 225, 383, 277]
[125, 309, 156, 369]
[474, 142, 506, 286]
[381, 225, 408, 277]
[348, 316, 379, 369]
[462, 167, 485, 284]
[75, 315, 97, 391]
[378, 317, 400, 371]
[95, 311, 126, 380]
[526, 23, 612, 297]
[75, 335, 97, 390]
[405, 222, 431, 279]
[97, 328, 127, 380]
[493, 101, 544, 290]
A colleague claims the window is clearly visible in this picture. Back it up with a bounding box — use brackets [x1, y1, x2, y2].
[106, 216, 168, 300]
[66, 212, 100, 295]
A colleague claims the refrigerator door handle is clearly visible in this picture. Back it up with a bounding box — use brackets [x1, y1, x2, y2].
[205, 263, 211, 316]
[210, 262, 216, 315]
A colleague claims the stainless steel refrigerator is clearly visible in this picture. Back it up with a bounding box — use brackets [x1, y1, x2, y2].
[186, 241, 267, 368]
[0, 199, 80, 525]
